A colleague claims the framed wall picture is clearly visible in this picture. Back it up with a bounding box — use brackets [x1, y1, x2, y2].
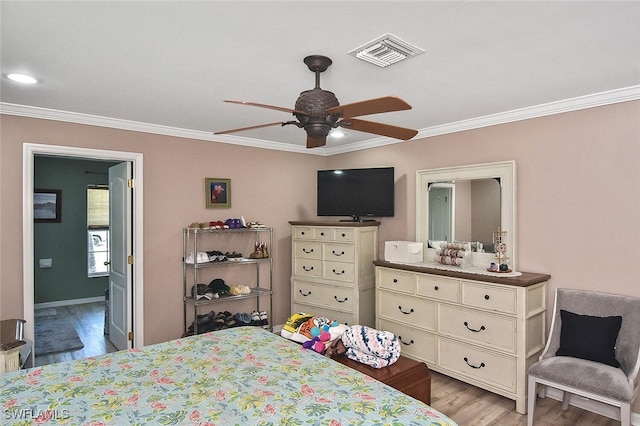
[205, 178, 230, 208]
[34, 189, 62, 223]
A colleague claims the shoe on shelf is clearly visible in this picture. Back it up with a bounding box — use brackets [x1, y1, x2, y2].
[185, 252, 209, 264]
[259, 311, 268, 326]
[251, 311, 261, 325]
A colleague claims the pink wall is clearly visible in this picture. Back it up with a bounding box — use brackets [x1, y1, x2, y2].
[1, 101, 639, 376]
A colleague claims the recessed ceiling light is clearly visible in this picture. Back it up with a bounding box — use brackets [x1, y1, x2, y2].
[7, 73, 38, 84]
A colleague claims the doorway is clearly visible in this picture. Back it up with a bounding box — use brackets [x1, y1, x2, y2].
[23, 143, 145, 367]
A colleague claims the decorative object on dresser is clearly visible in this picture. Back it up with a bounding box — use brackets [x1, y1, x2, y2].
[528, 288, 640, 426]
[289, 221, 379, 327]
[182, 225, 272, 335]
[374, 260, 549, 414]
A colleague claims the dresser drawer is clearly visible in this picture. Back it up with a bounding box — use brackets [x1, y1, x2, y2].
[293, 280, 355, 311]
[377, 290, 436, 331]
[323, 261, 355, 283]
[293, 226, 315, 240]
[417, 274, 460, 303]
[294, 258, 322, 278]
[333, 228, 354, 242]
[293, 241, 322, 260]
[293, 302, 356, 326]
[438, 305, 516, 353]
[438, 338, 516, 393]
[377, 268, 415, 294]
[378, 319, 436, 364]
[323, 243, 355, 263]
[462, 282, 517, 314]
[314, 227, 334, 241]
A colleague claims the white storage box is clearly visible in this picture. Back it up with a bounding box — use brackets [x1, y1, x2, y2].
[384, 241, 423, 264]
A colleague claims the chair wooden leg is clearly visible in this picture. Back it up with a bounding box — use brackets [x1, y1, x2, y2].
[527, 375, 537, 426]
[620, 402, 631, 426]
[561, 391, 571, 410]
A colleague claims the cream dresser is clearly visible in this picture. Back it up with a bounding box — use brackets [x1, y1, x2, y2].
[374, 260, 549, 414]
[289, 221, 379, 327]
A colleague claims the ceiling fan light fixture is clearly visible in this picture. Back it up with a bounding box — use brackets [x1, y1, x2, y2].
[348, 33, 424, 68]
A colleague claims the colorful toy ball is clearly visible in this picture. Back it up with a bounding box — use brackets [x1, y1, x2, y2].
[310, 326, 321, 337]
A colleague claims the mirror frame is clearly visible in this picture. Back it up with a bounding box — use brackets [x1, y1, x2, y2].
[416, 161, 517, 269]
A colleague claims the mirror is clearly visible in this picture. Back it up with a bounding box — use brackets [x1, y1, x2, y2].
[416, 161, 516, 268]
[428, 179, 501, 251]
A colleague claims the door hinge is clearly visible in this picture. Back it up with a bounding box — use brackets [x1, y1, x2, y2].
[128, 331, 134, 341]
[127, 255, 134, 265]
[128, 178, 134, 188]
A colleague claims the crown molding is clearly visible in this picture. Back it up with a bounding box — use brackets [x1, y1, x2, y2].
[2, 85, 638, 157]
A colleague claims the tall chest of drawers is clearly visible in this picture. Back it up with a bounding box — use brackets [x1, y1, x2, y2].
[374, 260, 549, 414]
[289, 221, 379, 327]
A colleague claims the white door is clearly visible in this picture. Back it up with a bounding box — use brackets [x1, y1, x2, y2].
[108, 162, 132, 350]
[429, 185, 453, 242]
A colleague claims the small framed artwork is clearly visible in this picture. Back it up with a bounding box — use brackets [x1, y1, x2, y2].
[205, 178, 230, 208]
[34, 189, 62, 223]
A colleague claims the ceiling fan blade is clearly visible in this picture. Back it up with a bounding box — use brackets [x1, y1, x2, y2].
[214, 122, 285, 135]
[307, 136, 326, 148]
[224, 100, 308, 116]
[339, 118, 418, 140]
[326, 96, 412, 118]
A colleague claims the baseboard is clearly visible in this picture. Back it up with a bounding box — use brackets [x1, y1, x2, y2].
[272, 324, 284, 334]
[545, 387, 639, 425]
[34, 296, 105, 310]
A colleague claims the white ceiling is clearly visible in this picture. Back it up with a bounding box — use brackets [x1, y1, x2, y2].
[1, 1, 639, 154]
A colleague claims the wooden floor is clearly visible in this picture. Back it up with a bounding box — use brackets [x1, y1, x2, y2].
[34, 302, 118, 367]
[430, 370, 620, 425]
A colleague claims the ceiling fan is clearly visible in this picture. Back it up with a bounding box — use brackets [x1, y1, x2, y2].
[215, 55, 418, 148]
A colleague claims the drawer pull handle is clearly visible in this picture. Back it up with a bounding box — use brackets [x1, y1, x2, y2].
[398, 305, 414, 315]
[302, 248, 314, 254]
[434, 285, 439, 291]
[484, 294, 490, 300]
[332, 269, 345, 275]
[320, 232, 325, 236]
[301, 231, 305, 235]
[299, 290, 311, 297]
[393, 278, 398, 283]
[464, 322, 486, 333]
[334, 296, 348, 303]
[398, 336, 414, 346]
[303, 266, 314, 271]
[341, 233, 346, 237]
[464, 357, 486, 369]
[332, 250, 345, 256]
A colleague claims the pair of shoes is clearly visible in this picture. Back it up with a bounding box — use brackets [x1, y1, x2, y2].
[206, 250, 228, 262]
[234, 312, 252, 325]
[229, 285, 251, 296]
[249, 242, 269, 259]
[250, 311, 268, 326]
[247, 221, 266, 228]
[197, 310, 216, 325]
[225, 251, 242, 258]
[209, 221, 229, 230]
[185, 252, 209, 264]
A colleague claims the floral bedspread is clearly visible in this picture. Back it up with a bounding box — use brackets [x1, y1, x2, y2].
[1, 326, 457, 425]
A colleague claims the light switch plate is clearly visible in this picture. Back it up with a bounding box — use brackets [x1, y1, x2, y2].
[39, 258, 52, 268]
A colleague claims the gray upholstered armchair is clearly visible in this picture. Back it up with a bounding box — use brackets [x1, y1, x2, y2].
[528, 288, 640, 426]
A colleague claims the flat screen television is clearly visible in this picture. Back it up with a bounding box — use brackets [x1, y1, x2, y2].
[317, 167, 394, 221]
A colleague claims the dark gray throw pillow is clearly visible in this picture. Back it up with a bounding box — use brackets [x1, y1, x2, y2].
[556, 309, 622, 368]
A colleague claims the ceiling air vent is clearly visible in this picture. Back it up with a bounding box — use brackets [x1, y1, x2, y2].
[348, 33, 424, 68]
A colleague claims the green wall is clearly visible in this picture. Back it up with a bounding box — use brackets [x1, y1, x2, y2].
[34, 156, 119, 304]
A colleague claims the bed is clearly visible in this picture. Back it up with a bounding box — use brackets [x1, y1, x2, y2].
[1, 326, 456, 425]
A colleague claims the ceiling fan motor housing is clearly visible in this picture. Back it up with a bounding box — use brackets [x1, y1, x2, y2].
[295, 88, 341, 138]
